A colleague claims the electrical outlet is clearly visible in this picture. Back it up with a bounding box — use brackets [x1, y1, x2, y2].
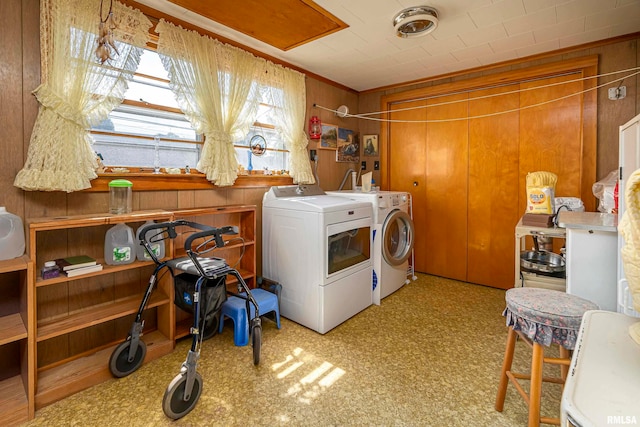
[374, 161, 379, 170]
[361, 161, 367, 170]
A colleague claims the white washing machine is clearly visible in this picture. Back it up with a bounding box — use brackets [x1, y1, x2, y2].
[326, 190, 415, 304]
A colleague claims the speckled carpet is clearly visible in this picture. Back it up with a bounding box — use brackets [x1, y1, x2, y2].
[22, 274, 563, 426]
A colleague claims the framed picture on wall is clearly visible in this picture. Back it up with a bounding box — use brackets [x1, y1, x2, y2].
[363, 134, 379, 156]
[320, 124, 338, 149]
[336, 129, 359, 163]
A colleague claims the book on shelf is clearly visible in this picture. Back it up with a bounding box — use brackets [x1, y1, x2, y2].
[65, 263, 103, 277]
[55, 255, 97, 271]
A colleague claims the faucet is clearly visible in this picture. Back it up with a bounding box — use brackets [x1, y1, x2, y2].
[553, 204, 571, 227]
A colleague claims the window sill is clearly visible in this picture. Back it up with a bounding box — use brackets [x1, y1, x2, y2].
[86, 171, 294, 192]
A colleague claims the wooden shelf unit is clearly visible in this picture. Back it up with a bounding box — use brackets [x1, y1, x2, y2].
[28, 210, 175, 410]
[0, 255, 32, 425]
[19, 205, 257, 416]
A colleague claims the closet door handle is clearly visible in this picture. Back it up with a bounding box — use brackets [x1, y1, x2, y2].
[413, 181, 418, 187]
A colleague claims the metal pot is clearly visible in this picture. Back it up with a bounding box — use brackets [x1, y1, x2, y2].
[520, 250, 566, 274]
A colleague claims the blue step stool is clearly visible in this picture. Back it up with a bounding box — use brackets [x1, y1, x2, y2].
[218, 288, 281, 346]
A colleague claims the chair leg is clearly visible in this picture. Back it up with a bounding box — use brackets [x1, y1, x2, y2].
[495, 327, 517, 411]
[528, 342, 544, 427]
[559, 347, 571, 382]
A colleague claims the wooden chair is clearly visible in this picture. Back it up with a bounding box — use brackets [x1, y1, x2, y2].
[495, 287, 598, 426]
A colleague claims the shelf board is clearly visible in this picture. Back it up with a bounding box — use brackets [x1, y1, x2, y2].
[28, 210, 174, 231]
[0, 255, 29, 274]
[0, 375, 28, 426]
[35, 259, 165, 287]
[37, 291, 170, 342]
[0, 313, 27, 346]
[35, 330, 173, 410]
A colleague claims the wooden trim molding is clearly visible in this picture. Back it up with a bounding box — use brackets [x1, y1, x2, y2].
[86, 173, 293, 192]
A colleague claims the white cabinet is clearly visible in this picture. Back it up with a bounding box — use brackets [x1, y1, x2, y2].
[618, 113, 640, 317]
[559, 211, 617, 311]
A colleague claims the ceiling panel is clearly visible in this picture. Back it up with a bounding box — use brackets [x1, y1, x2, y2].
[134, 0, 640, 91]
[167, 0, 349, 50]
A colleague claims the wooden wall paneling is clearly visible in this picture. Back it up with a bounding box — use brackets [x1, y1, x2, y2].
[176, 189, 196, 209]
[24, 193, 67, 225]
[66, 192, 109, 216]
[467, 85, 520, 289]
[388, 100, 427, 271]
[518, 74, 585, 214]
[0, 0, 25, 217]
[581, 63, 598, 212]
[193, 189, 229, 208]
[305, 77, 360, 190]
[592, 39, 638, 180]
[136, 190, 178, 211]
[424, 93, 469, 281]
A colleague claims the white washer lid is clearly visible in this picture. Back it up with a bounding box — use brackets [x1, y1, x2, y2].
[562, 310, 640, 426]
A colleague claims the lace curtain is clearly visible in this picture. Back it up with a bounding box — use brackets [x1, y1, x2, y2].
[156, 20, 263, 187]
[14, 0, 151, 192]
[264, 63, 315, 184]
[157, 20, 314, 186]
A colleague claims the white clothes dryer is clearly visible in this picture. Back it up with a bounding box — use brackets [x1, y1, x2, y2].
[326, 191, 415, 304]
[263, 185, 373, 334]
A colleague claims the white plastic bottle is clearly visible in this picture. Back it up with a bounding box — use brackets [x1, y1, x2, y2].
[104, 223, 135, 265]
[0, 207, 26, 261]
[136, 220, 165, 261]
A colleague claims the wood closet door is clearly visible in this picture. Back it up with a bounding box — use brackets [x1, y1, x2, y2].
[424, 93, 468, 280]
[389, 100, 427, 270]
[468, 85, 520, 289]
[519, 74, 584, 213]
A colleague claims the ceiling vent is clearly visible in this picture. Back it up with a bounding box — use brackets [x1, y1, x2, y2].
[393, 6, 439, 39]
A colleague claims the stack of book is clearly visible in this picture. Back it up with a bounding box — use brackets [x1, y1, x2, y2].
[55, 255, 103, 277]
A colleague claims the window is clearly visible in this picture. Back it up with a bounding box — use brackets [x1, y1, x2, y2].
[91, 49, 289, 173]
[233, 93, 290, 173]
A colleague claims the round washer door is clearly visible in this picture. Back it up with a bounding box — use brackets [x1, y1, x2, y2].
[381, 209, 415, 266]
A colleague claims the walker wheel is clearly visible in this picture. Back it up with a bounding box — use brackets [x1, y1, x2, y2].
[162, 372, 203, 420]
[252, 322, 262, 365]
[109, 340, 147, 378]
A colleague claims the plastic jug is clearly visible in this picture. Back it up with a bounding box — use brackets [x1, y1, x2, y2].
[136, 220, 165, 261]
[104, 223, 135, 265]
[0, 207, 25, 261]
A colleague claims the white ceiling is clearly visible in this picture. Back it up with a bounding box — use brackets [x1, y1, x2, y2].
[138, 0, 640, 92]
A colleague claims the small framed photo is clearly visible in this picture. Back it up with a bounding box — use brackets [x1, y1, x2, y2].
[363, 135, 379, 156]
[320, 124, 338, 150]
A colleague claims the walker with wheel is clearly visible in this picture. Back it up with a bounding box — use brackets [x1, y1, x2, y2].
[107, 219, 263, 420]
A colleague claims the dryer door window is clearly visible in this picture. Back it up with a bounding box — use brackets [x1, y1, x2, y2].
[327, 222, 371, 276]
[382, 210, 415, 266]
